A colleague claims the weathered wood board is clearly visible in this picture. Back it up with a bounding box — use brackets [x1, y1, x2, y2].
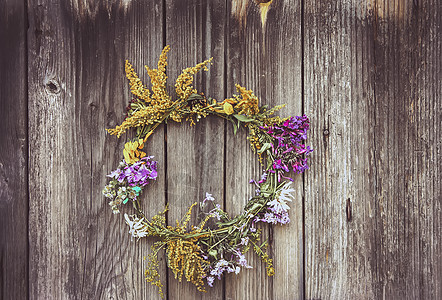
[0, 1, 28, 299]
[165, 1, 226, 299]
[304, 0, 442, 299]
[370, 0, 442, 298]
[225, 0, 304, 299]
[0, 0, 441, 299]
[304, 0, 378, 297]
[27, 1, 165, 298]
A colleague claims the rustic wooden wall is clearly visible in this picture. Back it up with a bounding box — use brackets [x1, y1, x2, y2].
[1, 0, 441, 299]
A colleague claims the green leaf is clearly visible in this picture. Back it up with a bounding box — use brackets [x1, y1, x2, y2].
[208, 249, 218, 259]
[261, 182, 270, 191]
[229, 119, 238, 135]
[260, 240, 269, 249]
[218, 216, 240, 227]
[233, 114, 255, 123]
[248, 203, 262, 212]
[258, 142, 272, 154]
[187, 93, 204, 101]
[261, 191, 272, 198]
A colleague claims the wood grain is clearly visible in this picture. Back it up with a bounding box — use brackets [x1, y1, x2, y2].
[0, 1, 28, 299]
[304, 0, 379, 298]
[28, 1, 164, 298]
[225, 0, 304, 299]
[165, 1, 226, 299]
[371, 0, 442, 298]
[2, 0, 439, 299]
[304, 0, 442, 299]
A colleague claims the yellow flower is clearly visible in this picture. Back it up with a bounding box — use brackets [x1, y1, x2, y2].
[234, 84, 259, 116]
[123, 139, 146, 164]
[125, 60, 152, 102]
[223, 102, 234, 115]
[145, 45, 171, 106]
[175, 58, 213, 101]
[220, 98, 237, 105]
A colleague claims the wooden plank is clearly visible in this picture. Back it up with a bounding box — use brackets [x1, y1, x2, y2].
[0, 1, 28, 299]
[305, 0, 442, 299]
[371, 0, 442, 298]
[225, 0, 304, 299]
[304, 0, 378, 298]
[28, 1, 164, 298]
[165, 1, 226, 299]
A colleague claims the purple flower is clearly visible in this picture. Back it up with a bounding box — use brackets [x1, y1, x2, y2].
[259, 115, 312, 181]
[209, 204, 223, 220]
[210, 259, 229, 279]
[258, 172, 268, 184]
[107, 168, 122, 179]
[234, 250, 252, 268]
[292, 158, 309, 173]
[123, 156, 158, 187]
[240, 237, 249, 246]
[255, 211, 291, 225]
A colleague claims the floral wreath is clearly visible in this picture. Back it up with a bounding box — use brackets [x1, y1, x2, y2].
[103, 46, 312, 297]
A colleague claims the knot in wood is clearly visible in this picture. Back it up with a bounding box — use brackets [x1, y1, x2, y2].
[44, 79, 61, 94]
[323, 129, 329, 136]
[346, 198, 352, 222]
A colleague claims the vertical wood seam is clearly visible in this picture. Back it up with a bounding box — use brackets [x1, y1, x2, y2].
[162, 1, 169, 299]
[25, 0, 30, 299]
[82, 108, 92, 300]
[222, 0, 228, 299]
[300, 0, 306, 298]
[371, 0, 380, 288]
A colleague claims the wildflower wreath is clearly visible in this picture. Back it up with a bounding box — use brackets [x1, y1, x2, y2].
[103, 46, 312, 297]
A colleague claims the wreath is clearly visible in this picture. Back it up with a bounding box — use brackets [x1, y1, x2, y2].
[103, 46, 312, 297]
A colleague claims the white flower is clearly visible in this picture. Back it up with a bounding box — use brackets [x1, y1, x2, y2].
[279, 181, 295, 201]
[202, 192, 216, 208]
[207, 276, 215, 287]
[234, 266, 241, 274]
[267, 181, 295, 214]
[124, 213, 148, 239]
[205, 192, 215, 202]
[215, 259, 229, 268]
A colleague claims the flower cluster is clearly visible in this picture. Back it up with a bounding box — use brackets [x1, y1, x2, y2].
[108, 156, 157, 186]
[261, 115, 312, 182]
[124, 213, 148, 239]
[207, 259, 238, 284]
[103, 155, 157, 213]
[253, 181, 295, 225]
